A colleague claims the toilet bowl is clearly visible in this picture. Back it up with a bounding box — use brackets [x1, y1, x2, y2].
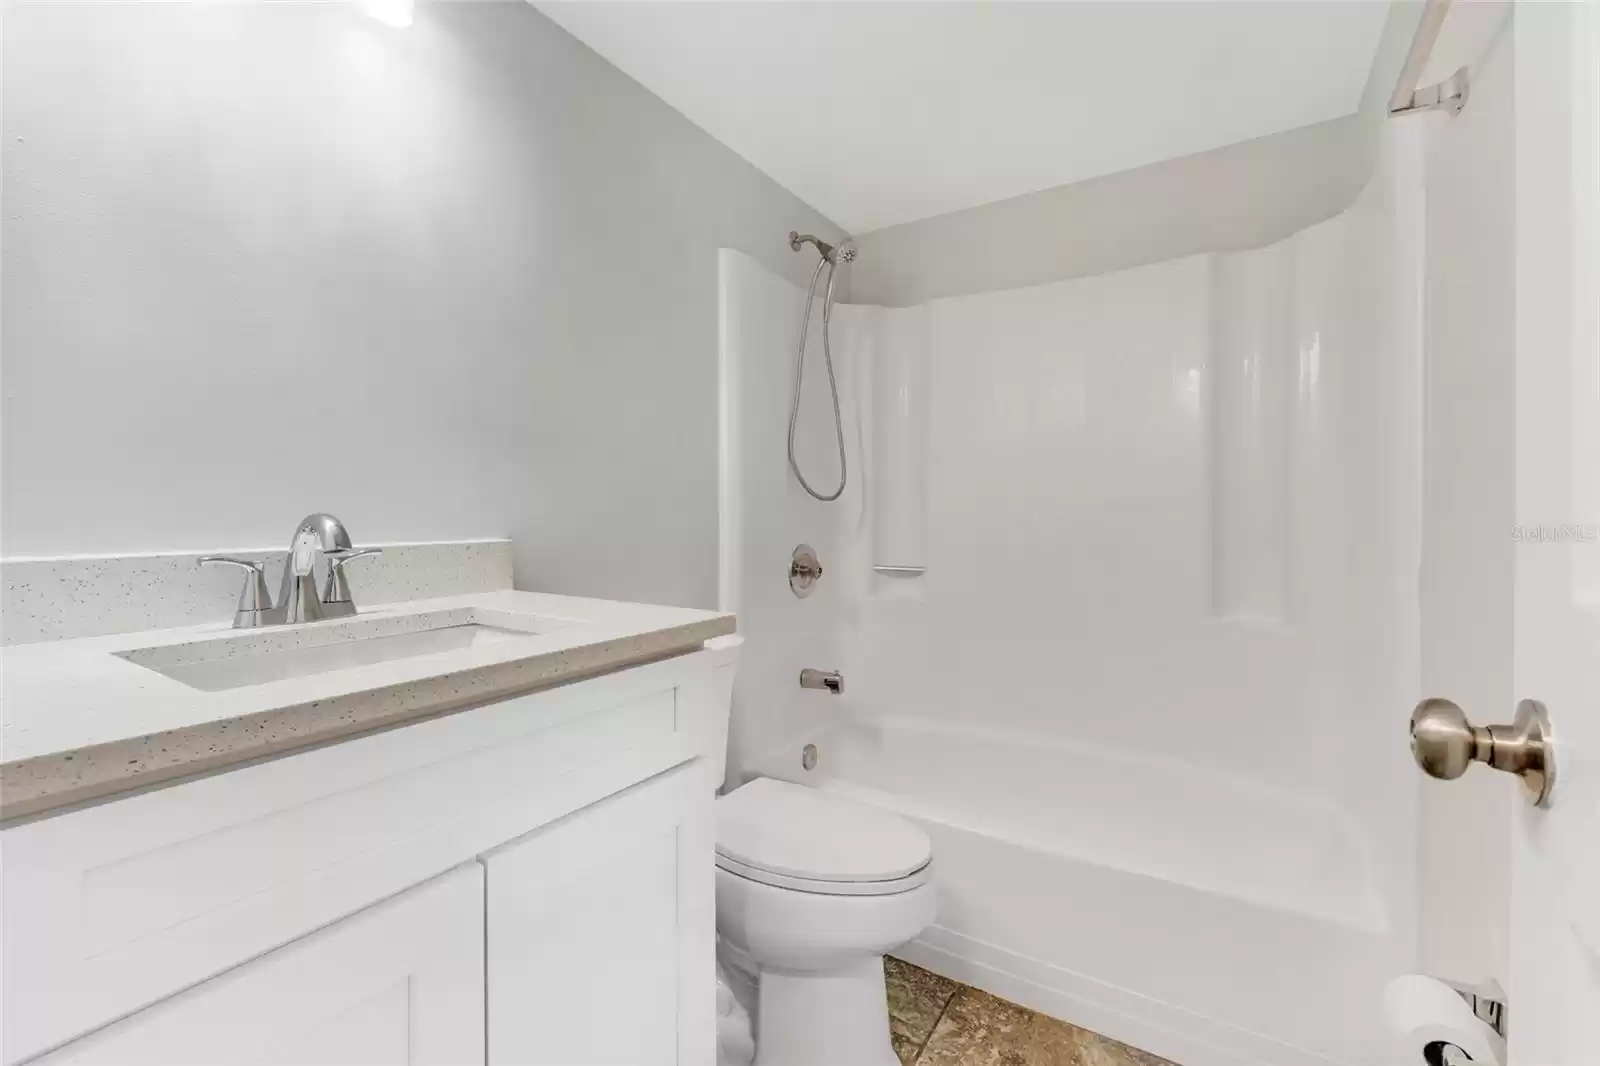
[717, 963, 756, 1066]
[715, 777, 936, 1066]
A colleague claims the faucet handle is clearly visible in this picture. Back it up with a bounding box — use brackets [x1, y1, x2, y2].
[323, 548, 383, 608]
[199, 556, 274, 629]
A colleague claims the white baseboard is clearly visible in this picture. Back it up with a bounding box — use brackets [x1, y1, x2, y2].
[897, 926, 1353, 1066]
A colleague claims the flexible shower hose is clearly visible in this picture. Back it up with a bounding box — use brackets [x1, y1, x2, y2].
[787, 255, 848, 502]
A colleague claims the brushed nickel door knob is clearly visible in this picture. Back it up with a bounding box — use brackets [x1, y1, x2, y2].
[1409, 698, 1479, 780]
[1409, 697, 1556, 807]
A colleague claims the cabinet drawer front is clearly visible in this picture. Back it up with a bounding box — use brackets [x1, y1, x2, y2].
[32, 865, 485, 1066]
[3, 646, 734, 1065]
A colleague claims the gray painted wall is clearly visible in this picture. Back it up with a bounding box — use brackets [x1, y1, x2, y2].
[849, 1, 1427, 306]
[848, 116, 1369, 305]
[1, 0, 842, 609]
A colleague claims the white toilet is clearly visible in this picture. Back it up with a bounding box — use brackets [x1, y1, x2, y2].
[713, 776, 936, 1066]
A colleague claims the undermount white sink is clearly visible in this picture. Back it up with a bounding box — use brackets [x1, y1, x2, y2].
[117, 607, 572, 692]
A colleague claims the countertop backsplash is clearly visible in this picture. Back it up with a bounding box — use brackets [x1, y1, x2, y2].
[1, 539, 513, 645]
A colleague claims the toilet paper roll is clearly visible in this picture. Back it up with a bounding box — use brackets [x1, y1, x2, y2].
[1384, 975, 1506, 1066]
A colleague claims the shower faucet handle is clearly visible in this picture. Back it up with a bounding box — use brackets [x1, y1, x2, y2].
[790, 548, 823, 579]
[790, 544, 824, 598]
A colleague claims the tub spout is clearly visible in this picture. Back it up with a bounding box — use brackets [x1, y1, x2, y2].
[799, 669, 844, 695]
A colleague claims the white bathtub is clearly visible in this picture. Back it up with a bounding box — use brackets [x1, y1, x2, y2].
[783, 718, 1402, 1066]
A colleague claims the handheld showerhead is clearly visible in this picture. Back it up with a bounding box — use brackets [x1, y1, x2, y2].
[789, 231, 856, 265]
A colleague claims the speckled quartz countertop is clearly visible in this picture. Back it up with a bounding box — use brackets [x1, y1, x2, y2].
[0, 590, 735, 822]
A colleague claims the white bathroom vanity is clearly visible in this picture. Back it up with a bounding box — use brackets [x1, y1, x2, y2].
[0, 589, 738, 1066]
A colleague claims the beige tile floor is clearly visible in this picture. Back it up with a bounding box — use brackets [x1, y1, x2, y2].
[885, 958, 1178, 1066]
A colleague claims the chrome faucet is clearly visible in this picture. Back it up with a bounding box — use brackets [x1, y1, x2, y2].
[198, 513, 382, 629]
[274, 513, 352, 624]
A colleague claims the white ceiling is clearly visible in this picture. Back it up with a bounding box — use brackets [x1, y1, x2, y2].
[534, 1, 1391, 235]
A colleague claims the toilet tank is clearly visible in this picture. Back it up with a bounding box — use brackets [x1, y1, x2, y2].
[698, 634, 742, 791]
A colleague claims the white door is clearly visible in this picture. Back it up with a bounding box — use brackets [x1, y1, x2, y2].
[483, 762, 715, 1066]
[1507, 1, 1600, 1060]
[33, 865, 486, 1066]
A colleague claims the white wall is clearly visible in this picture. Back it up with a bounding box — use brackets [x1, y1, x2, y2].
[0, 0, 842, 609]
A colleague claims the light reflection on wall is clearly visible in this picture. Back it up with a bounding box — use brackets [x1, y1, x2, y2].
[362, 0, 414, 29]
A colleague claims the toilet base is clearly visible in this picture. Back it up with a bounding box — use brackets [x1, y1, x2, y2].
[745, 956, 900, 1066]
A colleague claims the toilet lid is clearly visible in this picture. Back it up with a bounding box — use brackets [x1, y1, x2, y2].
[715, 778, 932, 885]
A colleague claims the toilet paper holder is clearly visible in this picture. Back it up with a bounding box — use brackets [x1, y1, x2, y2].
[1388, 974, 1508, 1066]
[1433, 980, 1507, 1063]
[1451, 984, 1506, 1040]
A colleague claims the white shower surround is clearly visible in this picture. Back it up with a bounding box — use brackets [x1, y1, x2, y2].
[719, 129, 1421, 1066]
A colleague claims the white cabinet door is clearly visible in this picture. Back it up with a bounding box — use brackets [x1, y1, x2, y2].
[35, 865, 485, 1066]
[485, 762, 715, 1066]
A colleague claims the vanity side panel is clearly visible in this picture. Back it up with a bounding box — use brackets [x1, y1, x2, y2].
[1, 647, 729, 1066]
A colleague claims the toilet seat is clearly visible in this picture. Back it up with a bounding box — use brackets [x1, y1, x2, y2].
[716, 852, 933, 896]
[715, 778, 933, 897]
